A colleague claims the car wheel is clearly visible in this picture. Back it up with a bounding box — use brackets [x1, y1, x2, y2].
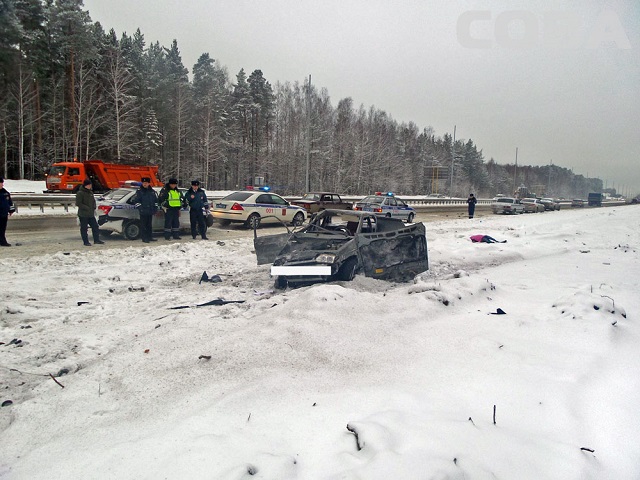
[336, 257, 358, 281]
[123, 220, 141, 240]
[245, 213, 261, 229]
[292, 212, 305, 226]
[385, 213, 392, 218]
[217, 219, 231, 227]
[274, 276, 287, 290]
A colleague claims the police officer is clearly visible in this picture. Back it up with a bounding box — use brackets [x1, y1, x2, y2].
[132, 177, 159, 243]
[184, 180, 209, 240]
[158, 178, 185, 240]
[0, 177, 16, 247]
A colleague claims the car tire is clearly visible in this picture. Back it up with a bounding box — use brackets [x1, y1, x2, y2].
[336, 257, 358, 281]
[274, 276, 288, 290]
[246, 213, 261, 229]
[292, 212, 305, 226]
[123, 220, 141, 240]
[217, 219, 231, 227]
[407, 213, 415, 223]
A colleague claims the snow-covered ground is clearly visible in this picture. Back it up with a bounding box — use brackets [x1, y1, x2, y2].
[1, 192, 639, 479]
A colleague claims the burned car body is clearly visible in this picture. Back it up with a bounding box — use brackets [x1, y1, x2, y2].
[254, 209, 428, 288]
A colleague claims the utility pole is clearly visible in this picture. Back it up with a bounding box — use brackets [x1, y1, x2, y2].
[547, 159, 552, 194]
[513, 147, 518, 194]
[305, 74, 311, 193]
[450, 125, 456, 198]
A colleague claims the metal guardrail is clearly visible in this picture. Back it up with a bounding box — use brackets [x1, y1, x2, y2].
[12, 194, 76, 213]
[11, 193, 627, 214]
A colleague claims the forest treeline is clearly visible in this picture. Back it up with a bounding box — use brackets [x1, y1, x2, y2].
[1, 0, 605, 198]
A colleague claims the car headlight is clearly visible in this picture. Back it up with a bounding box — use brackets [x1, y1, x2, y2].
[315, 253, 337, 264]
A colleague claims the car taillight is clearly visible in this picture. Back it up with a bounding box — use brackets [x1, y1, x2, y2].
[230, 203, 244, 211]
[375, 208, 382, 213]
[354, 206, 361, 211]
[98, 205, 113, 215]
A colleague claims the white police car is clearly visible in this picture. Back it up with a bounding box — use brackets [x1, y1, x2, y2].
[96, 187, 193, 239]
[211, 189, 307, 229]
[353, 192, 416, 222]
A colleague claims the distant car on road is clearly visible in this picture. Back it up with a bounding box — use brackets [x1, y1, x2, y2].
[521, 198, 545, 213]
[210, 190, 306, 229]
[571, 199, 585, 207]
[353, 192, 416, 222]
[290, 192, 352, 216]
[540, 198, 560, 211]
[491, 197, 524, 215]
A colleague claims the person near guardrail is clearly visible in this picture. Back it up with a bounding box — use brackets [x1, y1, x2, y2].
[132, 177, 159, 243]
[158, 178, 185, 240]
[75, 179, 105, 247]
[467, 193, 477, 219]
[184, 180, 209, 240]
[0, 177, 16, 247]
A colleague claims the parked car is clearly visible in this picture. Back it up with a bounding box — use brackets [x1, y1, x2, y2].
[521, 198, 545, 213]
[571, 199, 585, 207]
[253, 209, 428, 288]
[290, 192, 352, 216]
[96, 187, 202, 240]
[353, 192, 416, 222]
[540, 198, 559, 211]
[491, 197, 524, 215]
[210, 190, 306, 229]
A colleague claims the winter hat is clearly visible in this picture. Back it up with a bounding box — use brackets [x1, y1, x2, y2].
[141, 177, 151, 183]
[0, 177, 4, 182]
[83, 179, 92, 186]
[168, 178, 178, 184]
[191, 180, 200, 186]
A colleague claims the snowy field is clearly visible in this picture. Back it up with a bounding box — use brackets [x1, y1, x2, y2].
[0, 197, 639, 479]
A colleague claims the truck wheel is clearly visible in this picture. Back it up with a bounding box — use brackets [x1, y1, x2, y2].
[407, 213, 415, 223]
[245, 213, 261, 229]
[292, 212, 305, 226]
[123, 221, 141, 240]
[336, 257, 358, 281]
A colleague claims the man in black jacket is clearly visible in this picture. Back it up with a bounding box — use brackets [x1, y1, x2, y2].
[75, 179, 105, 246]
[0, 177, 16, 247]
[132, 177, 159, 243]
[184, 180, 209, 240]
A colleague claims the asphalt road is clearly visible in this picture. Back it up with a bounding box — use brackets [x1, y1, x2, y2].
[1, 206, 491, 259]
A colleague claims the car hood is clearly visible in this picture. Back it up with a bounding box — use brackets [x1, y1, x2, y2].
[254, 232, 351, 265]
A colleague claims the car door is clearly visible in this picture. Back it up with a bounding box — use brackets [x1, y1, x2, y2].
[356, 215, 429, 280]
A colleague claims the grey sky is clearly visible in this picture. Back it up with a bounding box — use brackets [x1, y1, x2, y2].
[82, 0, 640, 194]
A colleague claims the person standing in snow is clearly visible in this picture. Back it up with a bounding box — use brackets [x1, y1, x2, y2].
[158, 178, 185, 240]
[467, 193, 477, 219]
[470, 234, 506, 243]
[75, 179, 105, 246]
[184, 180, 209, 240]
[131, 177, 159, 243]
[0, 177, 16, 247]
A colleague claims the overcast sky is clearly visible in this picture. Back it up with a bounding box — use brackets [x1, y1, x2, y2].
[82, 0, 640, 195]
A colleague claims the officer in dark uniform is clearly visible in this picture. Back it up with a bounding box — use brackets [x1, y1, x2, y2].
[0, 177, 16, 247]
[184, 180, 209, 240]
[132, 177, 159, 243]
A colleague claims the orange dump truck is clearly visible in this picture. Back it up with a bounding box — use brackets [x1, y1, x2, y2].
[45, 160, 161, 193]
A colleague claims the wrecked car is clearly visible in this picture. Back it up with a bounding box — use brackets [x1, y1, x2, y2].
[253, 209, 428, 288]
